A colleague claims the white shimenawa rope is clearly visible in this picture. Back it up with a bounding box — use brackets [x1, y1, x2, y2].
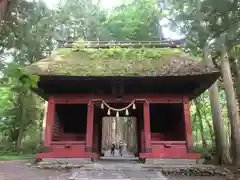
[101, 100, 136, 112]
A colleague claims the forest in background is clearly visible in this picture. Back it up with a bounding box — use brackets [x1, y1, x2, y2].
[0, 0, 239, 165]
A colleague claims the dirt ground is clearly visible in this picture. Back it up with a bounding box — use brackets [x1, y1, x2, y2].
[0, 160, 71, 180]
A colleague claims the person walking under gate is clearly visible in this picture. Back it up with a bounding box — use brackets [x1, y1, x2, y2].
[119, 141, 123, 156]
[110, 142, 116, 156]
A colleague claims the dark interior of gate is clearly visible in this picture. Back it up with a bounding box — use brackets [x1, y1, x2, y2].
[150, 103, 185, 141]
[52, 104, 88, 142]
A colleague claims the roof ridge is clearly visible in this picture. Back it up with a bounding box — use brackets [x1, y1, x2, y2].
[57, 40, 185, 49]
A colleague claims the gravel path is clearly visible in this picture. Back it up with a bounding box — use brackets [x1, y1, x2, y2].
[0, 160, 230, 180]
[0, 160, 71, 180]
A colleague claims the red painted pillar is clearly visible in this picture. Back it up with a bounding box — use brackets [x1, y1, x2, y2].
[141, 130, 145, 153]
[44, 97, 55, 147]
[183, 96, 193, 151]
[85, 101, 94, 153]
[143, 101, 152, 153]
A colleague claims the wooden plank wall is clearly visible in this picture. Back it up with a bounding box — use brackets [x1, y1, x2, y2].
[52, 116, 61, 141]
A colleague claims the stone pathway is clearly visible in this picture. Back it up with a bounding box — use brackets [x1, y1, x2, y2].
[68, 169, 225, 180]
[75, 161, 225, 180]
[68, 169, 166, 180]
[0, 160, 229, 180]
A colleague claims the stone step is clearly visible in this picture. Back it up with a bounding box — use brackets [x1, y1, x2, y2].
[145, 158, 197, 165]
[100, 156, 138, 161]
[141, 164, 215, 168]
[42, 158, 92, 165]
[103, 149, 135, 157]
[82, 162, 142, 171]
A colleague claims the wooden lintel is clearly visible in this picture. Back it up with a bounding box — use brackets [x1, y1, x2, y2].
[50, 94, 184, 104]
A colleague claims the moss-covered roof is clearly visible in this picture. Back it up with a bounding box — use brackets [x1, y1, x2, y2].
[26, 47, 219, 76]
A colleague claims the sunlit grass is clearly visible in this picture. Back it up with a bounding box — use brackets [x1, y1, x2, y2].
[0, 152, 35, 161]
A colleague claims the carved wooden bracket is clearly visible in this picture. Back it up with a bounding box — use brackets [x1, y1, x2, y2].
[112, 81, 124, 99]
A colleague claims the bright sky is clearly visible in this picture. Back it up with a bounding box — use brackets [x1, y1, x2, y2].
[44, 0, 183, 40]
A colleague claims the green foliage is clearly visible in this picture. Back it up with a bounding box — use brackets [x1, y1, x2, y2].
[190, 89, 231, 158]
[0, 0, 48, 153]
[0, 154, 35, 161]
[104, 0, 162, 40]
[6, 63, 39, 88]
[168, 0, 240, 54]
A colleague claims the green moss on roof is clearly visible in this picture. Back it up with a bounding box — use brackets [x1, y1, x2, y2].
[26, 47, 219, 76]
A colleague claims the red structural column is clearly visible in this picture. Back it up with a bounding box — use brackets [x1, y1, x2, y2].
[85, 101, 94, 153]
[183, 96, 194, 151]
[143, 101, 152, 153]
[44, 97, 55, 147]
[141, 130, 145, 153]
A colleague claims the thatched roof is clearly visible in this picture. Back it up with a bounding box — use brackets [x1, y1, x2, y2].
[26, 47, 219, 76]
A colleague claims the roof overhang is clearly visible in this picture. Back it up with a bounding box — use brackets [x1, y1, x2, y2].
[31, 72, 220, 100]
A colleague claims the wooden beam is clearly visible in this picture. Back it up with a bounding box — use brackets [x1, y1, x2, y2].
[143, 101, 152, 153]
[183, 96, 194, 152]
[51, 94, 183, 104]
[85, 101, 94, 154]
[44, 97, 55, 147]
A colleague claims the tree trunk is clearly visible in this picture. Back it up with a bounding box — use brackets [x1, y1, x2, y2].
[0, 0, 7, 21]
[220, 47, 240, 165]
[227, 120, 231, 146]
[205, 119, 214, 144]
[16, 94, 26, 150]
[194, 100, 207, 149]
[233, 60, 240, 116]
[203, 45, 230, 164]
[202, 104, 215, 144]
[195, 129, 198, 143]
[41, 101, 48, 142]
